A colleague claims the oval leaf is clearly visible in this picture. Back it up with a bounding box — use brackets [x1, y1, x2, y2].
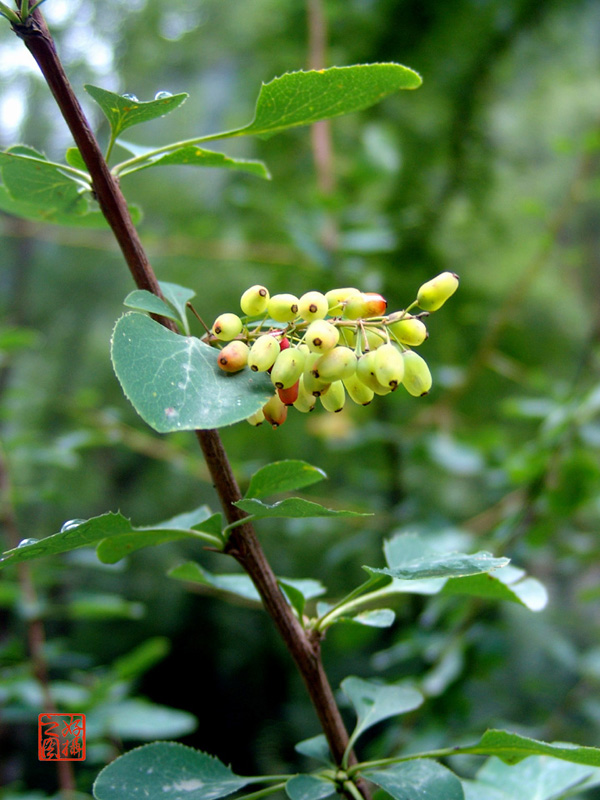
[342, 677, 423, 748]
[234, 497, 369, 520]
[245, 460, 327, 499]
[111, 312, 272, 432]
[124, 289, 181, 322]
[93, 742, 249, 800]
[236, 64, 422, 139]
[294, 735, 332, 765]
[122, 145, 270, 180]
[367, 761, 464, 800]
[0, 149, 88, 214]
[469, 730, 600, 767]
[85, 85, 188, 139]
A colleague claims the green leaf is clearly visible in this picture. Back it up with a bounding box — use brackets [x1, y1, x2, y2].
[285, 775, 336, 800]
[234, 497, 370, 520]
[110, 312, 273, 432]
[345, 609, 396, 628]
[65, 147, 87, 170]
[367, 761, 464, 800]
[121, 145, 270, 180]
[168, 561, 326, 608]
[365, 533, 508, 581]
[295, 735, 332, 765]
[245, 460, 327, 499]
[468, 730, 600, 767]
[92, 742, 249, 800]
[67, 593, 145, 620]
[123, 289, 182, 322]
[0, 184, 141, 228]
[85, 85, 188, 140]
[442, 565, 548, 611]
[342, 677, 423, 752]
[232, 64, 422, 140]
[159, 281, 196, 332]
[111, 637, 170, 682]
[463, 755, 600, 800]
[0, 148, 88, 214]
[90, 699, 197, 741]
[279, 580, 309, 618]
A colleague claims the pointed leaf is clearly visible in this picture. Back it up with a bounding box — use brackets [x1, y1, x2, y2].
[85, 85, 188, 139]
[345, 609, 396, 628]
[295, 735, 332, 765]
[159, 281, 196, 325]
[463, 755, 600, 800]
[232, 64, 422, 139]
[234, 497, 370, 520]
[245, 460, 327, 499]
[341, 677, 423, 747]
[279, 580, 308, 618]
[286, 775, 336, 800]
[365, 546, 508, 581]
[0, 507, 217, 570]
[111, 312, 272, 432]
[442, 565, 548, 611]
[367, 761, 464, 800]
[467, 730, 600, 767]
[92, 742, 249, 800]
[123, 289, 181, 322]
[0, 149, 88, 214]
[122, 145, 270, 179]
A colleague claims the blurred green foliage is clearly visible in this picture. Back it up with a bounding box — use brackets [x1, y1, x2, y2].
[1, 0, 600, 797]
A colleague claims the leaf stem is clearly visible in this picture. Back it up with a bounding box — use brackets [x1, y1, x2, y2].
[233, 782, 288, 800]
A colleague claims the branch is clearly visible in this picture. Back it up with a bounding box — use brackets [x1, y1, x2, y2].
[11, 9, 368, 792]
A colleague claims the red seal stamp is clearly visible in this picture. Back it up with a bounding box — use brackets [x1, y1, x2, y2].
[38, 713, 86, 761]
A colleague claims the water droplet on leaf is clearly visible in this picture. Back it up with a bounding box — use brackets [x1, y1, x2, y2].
[122, 93, 139, 102]
[154, 91, 173, 100]
[17, 538, 39, 548]
[60, 519, 86, 532]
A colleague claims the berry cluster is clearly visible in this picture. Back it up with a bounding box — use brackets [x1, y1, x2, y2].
[209, 273, 459, 428]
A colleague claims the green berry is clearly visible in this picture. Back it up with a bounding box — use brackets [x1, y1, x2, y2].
[312, 346, 357, 382]
[356, 351, 392, 395]
[387, 313, 428, 346]
[343, 373, 374, 406]
[416, 272, 459, 311]
[262, 393, 288, 428]
[298, 291, 329, 321]
[320, 380, 346, 413]
[374, 343, 405, 390]
[240, 284, 270, 315]
[267, 293, 300, 322]
[401, 350, 432, 396]
[325, 287, 361, 313]
[246, 408, 265, 426]
[270, 347, 306, 389]
[293, 376, 317, 412]
[248, 334, 280, 372]
[212, 312, 243, 341]
[217, 340, 249, 372]
[305, 319, 339, 353]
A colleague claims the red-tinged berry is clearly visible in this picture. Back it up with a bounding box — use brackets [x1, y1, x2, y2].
[320, 380, 346, 413]
[262, 394, 288, 428]
[373, 343, 404, 390]
[278, 380, 300, 406]
[248, 334, 280, 372]
[401, 350, 432, 396]
[217, 340, 249, 373]
[417, 272, 459, 312]
[267, 293, 300, 322]
[240, 284, 270, 315]
[312, 346, 357, 382]
[343, 292, 387, 320]
[305, 319, 340, 353]
[212, 312, 243, 341]
[279, 336, 291, 351]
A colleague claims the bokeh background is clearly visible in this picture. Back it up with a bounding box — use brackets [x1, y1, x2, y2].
[2, 0, 600, 796]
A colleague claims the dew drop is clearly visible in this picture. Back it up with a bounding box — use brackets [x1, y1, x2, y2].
[154, 90, 173, 100]
[17, 538, 39, 548]
[122, 93, 139, 102]
[60, 519, 86, 532]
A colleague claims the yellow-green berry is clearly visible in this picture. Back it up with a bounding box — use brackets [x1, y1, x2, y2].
[325, 287, 361, 313]
[343, 373, 374, 406]
[416, 272, 459, 312]
[246, 408, 266, 426]
[320, 380, 346, 413]
[374, 343, 405, 390]
[240, 284, 270, 315]
[270, 347, 306, 390]
[298, 291, 329, 321]
[401, 350, 432, 396]
[212, 312, 243, 341]
[267, 293, 300, 322]
[387, 313, 428, 346]
[305, 319, 340, 353]
[312, 346, 357, 382]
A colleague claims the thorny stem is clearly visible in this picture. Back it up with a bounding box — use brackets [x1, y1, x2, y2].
[11, 9, 370, 796]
